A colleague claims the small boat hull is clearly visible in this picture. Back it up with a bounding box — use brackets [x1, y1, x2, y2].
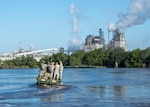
[36, 77, 61, 86]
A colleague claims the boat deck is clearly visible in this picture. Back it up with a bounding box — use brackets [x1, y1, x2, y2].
[37, 77, 62, 86]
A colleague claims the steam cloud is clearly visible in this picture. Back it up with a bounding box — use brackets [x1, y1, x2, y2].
[68, 4, 83, 51]
[70, 4, 81, 34]
[70, 4, 79, 14]
[108, 22, 116, 31]
[68, 37, 83, 51]
[109, 0, 150, 31]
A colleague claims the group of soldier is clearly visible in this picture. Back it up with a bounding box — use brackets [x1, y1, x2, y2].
[39, 61, 64, 80]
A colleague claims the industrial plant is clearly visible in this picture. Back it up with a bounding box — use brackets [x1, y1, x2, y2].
[0, 28, 128, 62]
[83, 28, 105, 52]
[83, 28, 127, 52]
[107, 29, 127, 51]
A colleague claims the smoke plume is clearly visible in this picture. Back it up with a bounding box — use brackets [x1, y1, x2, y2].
[70, 4, 81, 34]
[109, 0, 150, 31]
[68, 37, 83, 52]
[108, 22, 116, 31]
[70, 4, 79, 14]
[68, 4, 83, 51]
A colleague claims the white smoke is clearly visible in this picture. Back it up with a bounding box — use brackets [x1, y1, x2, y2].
[70, 4, 79, 14]
[68, 37, 83, 51]
[108, 22, 116, 31]
[70, 4, 82, 34]
[68, 4, 83, 51]
[109, 0, 150, 31]
[73, 16, 78, 33]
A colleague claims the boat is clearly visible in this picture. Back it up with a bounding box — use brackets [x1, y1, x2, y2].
[36, 76, 62, 86]
[37, 61, 64, 86]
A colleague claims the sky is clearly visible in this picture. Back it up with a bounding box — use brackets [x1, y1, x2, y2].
[0, 0, 150, 54]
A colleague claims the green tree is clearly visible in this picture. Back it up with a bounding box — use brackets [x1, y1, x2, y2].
[26, 56, 38, 68]
[141, 47, 150, 60]
[82, 52, 88, 65]
[109, 48, 126, 67]
[146, 56, 150, 67]
[40, 56, 50, 64]
[86, 49, 105, 66]
[50, 53, 69, 66]
[95, 49, 105, 66]
[125, 48, 142, 67]
[40, 53, 70, 66]
[69, 50, 85, 66]
[86, 51, 98, 66]
[103, 49, 111, 67]
[141, 47, 150, 67]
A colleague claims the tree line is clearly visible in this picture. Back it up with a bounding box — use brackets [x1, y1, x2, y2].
[0, 47, 150, 68]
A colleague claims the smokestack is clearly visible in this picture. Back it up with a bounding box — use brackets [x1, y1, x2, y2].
[99, 28, 104, 39]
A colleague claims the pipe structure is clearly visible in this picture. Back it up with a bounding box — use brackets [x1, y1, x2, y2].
[15, 48, 59, 57]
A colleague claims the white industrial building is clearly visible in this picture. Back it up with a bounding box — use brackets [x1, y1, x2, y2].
[83, 28, 127, 52]
[107, 30, 127, 51]
[83, 28, 105, 52]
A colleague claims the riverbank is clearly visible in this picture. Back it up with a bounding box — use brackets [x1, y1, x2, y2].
[0, 65, 106, 69]
[64, 66, 106, 68]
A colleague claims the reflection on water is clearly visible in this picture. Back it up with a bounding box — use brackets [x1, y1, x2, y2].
[1, 68, 150, 106]
[88, 85, 126, 97]
[40, 92, 63, 102]
[113, 85, 126, 97]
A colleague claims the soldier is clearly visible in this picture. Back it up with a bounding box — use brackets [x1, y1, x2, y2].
[50, 62, 55, 79]
[53, 62, 60, 80]
[59, 61, 64, 80]
[39, 61, 47, 77]
[44, 62, 51, 79]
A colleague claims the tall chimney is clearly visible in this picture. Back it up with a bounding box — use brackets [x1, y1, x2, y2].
[99, 28, 104, 39]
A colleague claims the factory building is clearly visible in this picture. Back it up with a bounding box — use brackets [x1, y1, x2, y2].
[107, 30, 127, 51]
[83, 28, 105, 52]
[83, 28, 127, 52]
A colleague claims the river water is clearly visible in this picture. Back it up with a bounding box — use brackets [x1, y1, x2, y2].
[0, 68, 150, 107]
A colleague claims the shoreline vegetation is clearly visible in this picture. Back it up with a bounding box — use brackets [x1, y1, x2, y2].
[64, 66, 106, 68]
[0, 48, 150, 69]
[0, 65, 107, 69]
